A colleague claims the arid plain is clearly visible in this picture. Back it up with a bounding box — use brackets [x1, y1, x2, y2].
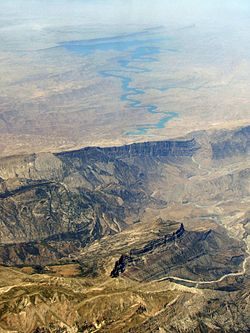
[1, 1, 250, 157]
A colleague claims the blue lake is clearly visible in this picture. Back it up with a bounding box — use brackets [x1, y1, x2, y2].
[60, 30, 179, 136]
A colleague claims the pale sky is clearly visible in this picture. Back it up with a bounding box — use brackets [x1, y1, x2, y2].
[0, 0, 250, 51]
[1, 0, 250, 29]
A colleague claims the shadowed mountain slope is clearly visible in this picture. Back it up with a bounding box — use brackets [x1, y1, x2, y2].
[0, 125, 249, 332]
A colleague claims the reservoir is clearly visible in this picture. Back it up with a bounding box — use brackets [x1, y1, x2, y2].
[60, 29, 179, 136]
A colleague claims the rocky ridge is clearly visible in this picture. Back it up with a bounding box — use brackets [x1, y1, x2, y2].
[0, 125, 249, 332]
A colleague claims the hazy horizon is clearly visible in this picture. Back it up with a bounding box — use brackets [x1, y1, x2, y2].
[1, 0, 250, 50]
[0, 0, 250, 156]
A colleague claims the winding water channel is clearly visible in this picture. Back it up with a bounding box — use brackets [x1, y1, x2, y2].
[60, 30, 178, 136]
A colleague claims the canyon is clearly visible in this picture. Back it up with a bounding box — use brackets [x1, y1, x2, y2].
[0, 125, 249, 332]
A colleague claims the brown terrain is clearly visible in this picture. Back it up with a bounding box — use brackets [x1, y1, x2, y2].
[0, 125, 249, 332]
[1, 2, 250, 332]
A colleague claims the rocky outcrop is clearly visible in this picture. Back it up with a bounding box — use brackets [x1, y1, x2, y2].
[211, 125, 250, 159]
[111, 223, 186, 278]
[57, 138, 199, 160]
[0, 136, 199, 266]
[110, 254, 128, 278]
[0, 125, 249, 266]
[110, 225, 244, 282]
[130, 223, 185, 256]
[0, 126, 249, 332]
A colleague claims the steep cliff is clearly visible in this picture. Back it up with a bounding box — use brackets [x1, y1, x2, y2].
[0, 126, 250, 266]
[0, 138, 199, 265]
[0, 126, 250, 333]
